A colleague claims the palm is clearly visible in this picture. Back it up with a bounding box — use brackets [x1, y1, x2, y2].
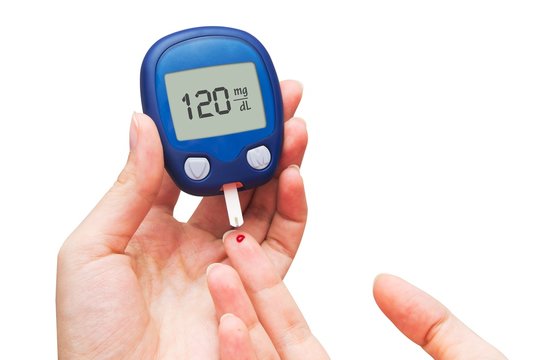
[57, 81, 306, 359]
[118, 213, 221, 358]
[91, 207, 225, 358]
[74, 177, 298, 359]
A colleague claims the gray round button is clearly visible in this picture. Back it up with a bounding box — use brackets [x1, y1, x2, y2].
[247, 145, 271, 170]
[184, 157, 210, 180]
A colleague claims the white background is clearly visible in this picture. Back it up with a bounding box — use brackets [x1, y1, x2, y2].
[1, 1, 539, 358]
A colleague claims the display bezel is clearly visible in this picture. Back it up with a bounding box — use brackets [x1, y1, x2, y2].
[155, 36, 276, 162]
[164, 62, 267, 142]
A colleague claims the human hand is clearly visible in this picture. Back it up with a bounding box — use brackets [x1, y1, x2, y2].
[374, 274, 508, 359]
[207, 230, 329, 360]
[207, 233, 506, 359]
[56, 80, 307, 359]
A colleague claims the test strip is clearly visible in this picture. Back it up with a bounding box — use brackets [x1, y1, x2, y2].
[223, 183, 244, 227]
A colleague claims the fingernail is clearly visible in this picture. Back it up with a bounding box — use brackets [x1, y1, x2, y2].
[222, 230, 235, 242]
[220, 313, 235, 323]
[295, 117, 307, 127]
[294, 80, 304, 91]
[288, 164, 301, 173]
[130, 112, 140, 151]
[206, 263, 221, 276]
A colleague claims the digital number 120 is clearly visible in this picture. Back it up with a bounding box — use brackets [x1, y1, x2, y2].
[181, 87, 231, 120]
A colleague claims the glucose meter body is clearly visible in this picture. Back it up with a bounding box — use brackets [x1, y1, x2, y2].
[140, 27, 283, 197]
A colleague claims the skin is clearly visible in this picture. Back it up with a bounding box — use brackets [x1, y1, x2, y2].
[208, 231, 329, 360]
[57, 80, 507, 359]
[209, 231, 507, 360]
[372, 274, 508, 360]
[56, 80, 309, 359]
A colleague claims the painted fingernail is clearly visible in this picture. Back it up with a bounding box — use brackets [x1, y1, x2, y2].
[130, 112, 140, 151]
[236, 234, 245, 243]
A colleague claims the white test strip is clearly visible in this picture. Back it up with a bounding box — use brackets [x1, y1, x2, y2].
[223, 183, 244, 227]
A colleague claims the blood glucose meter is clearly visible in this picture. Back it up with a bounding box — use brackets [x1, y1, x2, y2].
[140, 26, 283, 215]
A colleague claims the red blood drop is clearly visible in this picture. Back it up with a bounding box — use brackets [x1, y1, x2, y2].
[236, 234, 245, 243]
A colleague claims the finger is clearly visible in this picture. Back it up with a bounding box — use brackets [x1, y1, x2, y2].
[61, 113, 164, 257]
[280, 80, 303, 121]
[241, 117, 308, 242]
[188, 80, 304, 237]
[219, 313, 258, 360]
[243, 165, 307, 276]
[207, 263, 279, 360]
[151, 171, 180, 214]
[373, 274, 507, 359]
[223, 231, 328, 359]
[262, 165, 307, 277]
[276, 117, 308, 173]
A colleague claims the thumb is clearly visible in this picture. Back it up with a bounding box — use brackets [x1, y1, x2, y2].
[373, 274, 507, 360]
[62, 112, 164, 257]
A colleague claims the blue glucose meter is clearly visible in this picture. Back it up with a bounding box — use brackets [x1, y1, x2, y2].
[140, 27, 283, 198]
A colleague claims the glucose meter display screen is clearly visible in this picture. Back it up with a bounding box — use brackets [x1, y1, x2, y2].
[165, 62, 266, 141]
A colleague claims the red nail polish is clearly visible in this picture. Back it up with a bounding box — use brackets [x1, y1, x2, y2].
[236, 234, 245, 243]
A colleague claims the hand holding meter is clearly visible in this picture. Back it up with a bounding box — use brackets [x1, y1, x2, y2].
[140, 27, 283, 227]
